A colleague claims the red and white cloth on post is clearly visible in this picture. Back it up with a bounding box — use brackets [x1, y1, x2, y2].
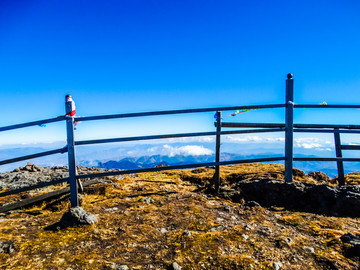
[65, 95, 76, 116]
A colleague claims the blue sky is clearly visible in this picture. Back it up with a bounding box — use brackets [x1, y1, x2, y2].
[1, 0, 360, 147]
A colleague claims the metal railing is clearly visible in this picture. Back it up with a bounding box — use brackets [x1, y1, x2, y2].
[1, 73, 360, 210]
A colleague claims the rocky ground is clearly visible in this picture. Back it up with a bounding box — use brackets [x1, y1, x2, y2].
[0, 163, 360, 269]
[0, 163, 127, 190]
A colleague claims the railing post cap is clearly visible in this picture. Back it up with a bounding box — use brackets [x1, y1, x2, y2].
[287, 73, 293, 79]
[65, 94, 73, 102]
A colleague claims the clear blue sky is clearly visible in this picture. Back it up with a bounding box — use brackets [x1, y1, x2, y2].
[1, 0, 360, 145]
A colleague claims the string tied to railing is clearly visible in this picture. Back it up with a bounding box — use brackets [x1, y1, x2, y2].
[214, 108, 258, 120]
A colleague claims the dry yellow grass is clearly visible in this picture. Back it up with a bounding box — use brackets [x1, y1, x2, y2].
[0, 164, 359, 269]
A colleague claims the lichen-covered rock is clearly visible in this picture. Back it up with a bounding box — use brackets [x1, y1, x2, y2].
[59, 207, 98, 228]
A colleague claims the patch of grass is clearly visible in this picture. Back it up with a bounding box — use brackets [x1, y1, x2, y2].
[0, 164, 360, 269]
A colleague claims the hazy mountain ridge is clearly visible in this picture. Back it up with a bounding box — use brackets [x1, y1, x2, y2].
[1, 143, 359, 177]
[82, 153, 350, 177]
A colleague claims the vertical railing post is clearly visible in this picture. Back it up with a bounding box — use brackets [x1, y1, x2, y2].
[214, 111, 222, 192]
[334, 128, 345, 185]
[65, 95, 79, 207]
[285, 73, 294, 183]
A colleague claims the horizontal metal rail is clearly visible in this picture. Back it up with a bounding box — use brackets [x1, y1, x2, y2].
[341, 145, 360, 150]
[0, 178, 104, 213]
[294, 123, 360, 129]
[294, 128, 360, 134]
[295, 104, 360, 109]
[0, 147, 68, 166]
[222, 122, 360, 129]
[75, 104, 285, 122]
[293, 157, 360, 162]
[0, 116, 66, 132]
[75, 128, 285, 146]
[0, 178, 68, 198]
[221, 122, 285, 128]
[76, 156, 285, 179]
[1, 104, 359, 132]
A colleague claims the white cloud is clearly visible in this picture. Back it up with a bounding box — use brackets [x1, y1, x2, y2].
[224, 135, 286, 143]
[161, 144, 214, 157]
[295, 142, 322, 149]
[167, 136, 214, 143]
[223, 135, 335, 151]
[224, 135, 265, 142]
[293, 137, 334, 150]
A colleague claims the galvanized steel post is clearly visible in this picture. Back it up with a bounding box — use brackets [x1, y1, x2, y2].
[65, 95, 79, 207]
[285, 74, 294, 183]
[214, 111, 221, 192]
[334, 128, 345, 185]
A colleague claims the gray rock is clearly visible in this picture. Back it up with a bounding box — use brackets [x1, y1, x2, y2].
[139, 197, 154, 204]
[0, 241, 15, 254]
[169, 262, 182, 270]
[182, 231, 191, 237]
[109, 263, 129, 270]
[210, 225, 225, 232]
[273, 262, 283, 270]
[105, 207, 118, 212]
[242, 234, 249, 240]
[158, 228, 168, 234]
[302, 246, 315, 253]
[283, 238, 292, 244]
[60, 207, 98, 228]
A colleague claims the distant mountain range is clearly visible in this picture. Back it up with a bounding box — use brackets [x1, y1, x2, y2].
[78, 153, 355, 178]
[1, 141, 359, 177]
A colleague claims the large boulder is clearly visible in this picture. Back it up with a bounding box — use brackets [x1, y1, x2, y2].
[237, 179, 360, 217]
